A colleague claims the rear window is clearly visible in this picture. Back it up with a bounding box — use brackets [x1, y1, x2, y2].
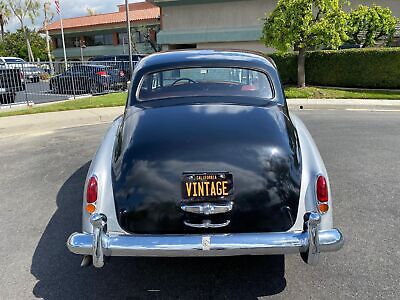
[137, 67, 273, 101]
[5, 58, 24, 63]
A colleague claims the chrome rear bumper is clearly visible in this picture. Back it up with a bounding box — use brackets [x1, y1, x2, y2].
[67, 212, 344, 268]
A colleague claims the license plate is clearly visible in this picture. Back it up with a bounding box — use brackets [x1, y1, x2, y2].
[181, 172, 233, 201]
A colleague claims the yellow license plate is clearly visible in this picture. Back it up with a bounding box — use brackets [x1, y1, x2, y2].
[181, 172, 233, 201]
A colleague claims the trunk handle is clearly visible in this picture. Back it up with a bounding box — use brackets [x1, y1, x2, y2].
[183, 219, 230, 228]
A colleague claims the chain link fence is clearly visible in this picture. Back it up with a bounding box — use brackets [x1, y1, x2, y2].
[0, 60, 136, 108]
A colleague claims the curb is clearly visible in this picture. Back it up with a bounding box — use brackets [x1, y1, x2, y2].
[287, 98, 400, 110]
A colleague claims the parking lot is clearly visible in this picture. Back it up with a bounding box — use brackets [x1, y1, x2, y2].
[0, 109, 399, 299]
[1, 61, 132, 108]
[14, 81, 71, 104]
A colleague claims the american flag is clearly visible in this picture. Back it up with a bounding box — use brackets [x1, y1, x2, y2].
[54, 0, 61, 15]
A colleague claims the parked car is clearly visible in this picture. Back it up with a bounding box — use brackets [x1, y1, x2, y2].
[0, 67, 24, 104]
[0, 57, 27, 87]
[49, 64, 128, 95]
[67, 50, 344, 268]
[0, 57, 25, 67]
[90, 54, 146, 79]
[0, 57, 45, 84]
[22, 65, 42, 83]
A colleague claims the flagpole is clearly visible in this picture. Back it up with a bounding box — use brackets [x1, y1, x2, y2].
[60, 18, 67, 69]
[125, 0, 134, 77]
[56, 0, 68, 69]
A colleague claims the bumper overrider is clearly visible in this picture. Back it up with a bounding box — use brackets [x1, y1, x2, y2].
[67, 212, 344, 268]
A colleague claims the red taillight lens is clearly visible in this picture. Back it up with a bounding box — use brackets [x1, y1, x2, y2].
[96, 71, 107, 77]
[119, 70, 125, 77]
[19, 71, 24, 80]
[316, 175, 328, 203]
[87, 176, 98, 203]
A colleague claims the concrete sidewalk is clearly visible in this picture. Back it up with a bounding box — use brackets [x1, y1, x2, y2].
[0, 107, 124, 139]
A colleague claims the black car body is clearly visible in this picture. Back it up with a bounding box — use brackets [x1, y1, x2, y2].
[0, 68, 24, 104]
[67, 50, 343, 268]
[50, 64, 127, 95]
[112, 51, 301, 234]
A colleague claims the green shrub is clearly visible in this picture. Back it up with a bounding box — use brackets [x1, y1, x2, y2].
[267, 48, 400, 89]
[269, 52, 298, 85]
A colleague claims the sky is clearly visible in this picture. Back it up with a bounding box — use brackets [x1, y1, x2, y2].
[6, 0, 142, 32]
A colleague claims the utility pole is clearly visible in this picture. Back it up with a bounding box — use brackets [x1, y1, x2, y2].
[125, 0, 134, 78]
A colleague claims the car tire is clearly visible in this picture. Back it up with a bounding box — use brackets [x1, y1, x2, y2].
[90, 82, 104, 95]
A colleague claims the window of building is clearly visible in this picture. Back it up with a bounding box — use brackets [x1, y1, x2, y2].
[118, 32, 127, 45]
[84, 34, 114, 46]
[118, 31, 145, 45]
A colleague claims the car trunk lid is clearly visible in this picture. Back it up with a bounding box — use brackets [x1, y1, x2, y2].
[111, 103, 302, 234]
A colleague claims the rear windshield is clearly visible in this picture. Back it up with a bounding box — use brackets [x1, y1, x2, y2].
[137, 67, 273, 101]
[5, 58, 24, 63]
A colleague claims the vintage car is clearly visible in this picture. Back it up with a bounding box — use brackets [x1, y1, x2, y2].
[67, 50, 344, 268]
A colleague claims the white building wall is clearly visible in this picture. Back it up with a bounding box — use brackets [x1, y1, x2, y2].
[349, 0, 400, 16]
[162, 0, 278, 31]
[196, 41, 274, 53]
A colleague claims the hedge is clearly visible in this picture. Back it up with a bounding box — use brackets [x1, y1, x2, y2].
[268, 48, 400, 89]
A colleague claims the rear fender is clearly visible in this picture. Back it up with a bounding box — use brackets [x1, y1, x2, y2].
[290, 113, 333, 231]
[82, 116, 126, 234]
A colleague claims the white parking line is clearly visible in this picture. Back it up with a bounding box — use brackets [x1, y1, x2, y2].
[345, 108, 400, 112]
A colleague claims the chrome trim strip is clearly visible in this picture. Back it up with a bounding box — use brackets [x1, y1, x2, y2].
[184, 219, 231, 228]
[181, 202, 233, 215]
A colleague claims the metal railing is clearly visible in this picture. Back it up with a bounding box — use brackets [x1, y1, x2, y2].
[0, 60, 136, 107]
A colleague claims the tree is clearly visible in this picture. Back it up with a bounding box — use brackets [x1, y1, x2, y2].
[262, 0, 348, 87]
[43, 1, 54, 71]
[347, 5, 398, 48]
[0, 28, 47, 61]
[86, 7, 96, 16]
[0, 1, 11, 40]
[7, 0, 41, 62]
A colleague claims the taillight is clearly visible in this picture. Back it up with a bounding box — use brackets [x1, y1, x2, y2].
[96, 71, 107, 77]
[316, 176, 328, 202]
[86, 176, 98, 214]
[316, 175, 329, 213]
[119, 70, 125, 77]
[87, 176, 98, 203]
[19, 71, 24, 80]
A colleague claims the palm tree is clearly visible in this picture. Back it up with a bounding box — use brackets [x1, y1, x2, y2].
[0, 1, 11, 40]
[7, 0, 41, 62]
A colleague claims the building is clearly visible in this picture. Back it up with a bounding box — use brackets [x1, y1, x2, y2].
[147, 0, 276, 52]
[46, 2, 160, 61]
[350, 0, 400, 15]
[147, 0, 400, 52]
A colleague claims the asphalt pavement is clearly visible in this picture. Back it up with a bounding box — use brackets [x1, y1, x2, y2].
[0, 109, 399, 299]
[14, 81, 71, 104]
